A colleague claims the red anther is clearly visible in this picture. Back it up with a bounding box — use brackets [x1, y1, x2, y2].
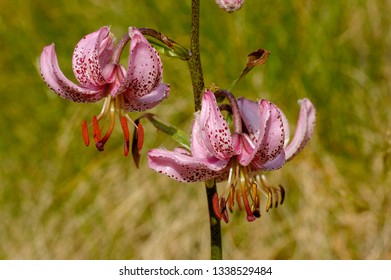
[81, 120, 90, 147]
[137, 122, 144, 151]
[92, 115, 101, 143]
[212, 193, 222, 221]
[120, 116, 130, 156]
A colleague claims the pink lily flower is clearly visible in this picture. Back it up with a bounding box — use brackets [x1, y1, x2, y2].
[148, 89, 315, 222]
[40, 26, 170, 155]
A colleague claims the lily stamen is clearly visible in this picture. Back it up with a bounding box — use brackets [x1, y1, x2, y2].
[96, 101, 116, 151]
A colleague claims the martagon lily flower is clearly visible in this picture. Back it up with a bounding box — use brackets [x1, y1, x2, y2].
[148, 89, 315, 222]
[39, 26, 170, 155]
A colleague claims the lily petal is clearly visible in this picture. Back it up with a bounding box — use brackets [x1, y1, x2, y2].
[148, 148, 228, 183]
[284, 98, 316, 161]
[236, 97, 270, 165]
[252, 149, 286, 171]
[199, 90, 235, 160]
[120, 27, 167, 97]
[191, 111, 220, 159]
[233, 133, 257, 166]
[39, 44, 107, 103]
[124, 83, 170, 111]
[252, 100, 286, 169]
[72, 26, 114, 88]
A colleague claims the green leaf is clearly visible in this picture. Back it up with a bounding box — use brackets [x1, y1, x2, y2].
[148, 39, 191, 60]
[141, 114, 191, 150]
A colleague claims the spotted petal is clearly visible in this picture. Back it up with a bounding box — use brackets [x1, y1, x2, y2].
[199, 90, 235, 160]
[236, 97, 269, 166]
[72, 26, 115, 88]
[252, 100, 286, 170]
[119, 27, 170, 110]
[189, 111, 231, 171]
[148, 148, 229, 183]
[39, 44, 107, 103]
[124, 83, 170, 111]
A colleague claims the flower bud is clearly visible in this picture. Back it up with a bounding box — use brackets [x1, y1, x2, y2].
[215, 0, 245, 13]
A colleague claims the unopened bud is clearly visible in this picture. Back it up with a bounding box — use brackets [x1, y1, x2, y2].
[215, 0, 245, 13]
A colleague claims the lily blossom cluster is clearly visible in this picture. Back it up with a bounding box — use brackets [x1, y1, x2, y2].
[215, 0, 245, 13]
[39, 26, 170, 155]
[148, 89, 315, 222]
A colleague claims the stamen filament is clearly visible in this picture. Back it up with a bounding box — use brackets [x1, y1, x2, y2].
[96, 95, 112, 121]
[212, 193, 223, 221]
[220, 197, 229, 223]
[96, 103, 116, 151]
[265, 189, 273, 212]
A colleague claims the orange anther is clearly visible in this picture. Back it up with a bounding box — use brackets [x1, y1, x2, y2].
[92, 115, 101, 143]
[120, 116, 130, 156]
[81, 120, 90, 147]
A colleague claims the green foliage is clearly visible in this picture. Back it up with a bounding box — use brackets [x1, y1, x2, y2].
[1, 0, 391, 259]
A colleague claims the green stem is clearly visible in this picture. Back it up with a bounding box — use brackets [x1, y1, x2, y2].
[205, 179, 223, 260]
[187, 0, 223, 260]
[188, 0, 204, 112]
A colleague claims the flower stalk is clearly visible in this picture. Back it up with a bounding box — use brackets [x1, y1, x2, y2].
[188, 0, 223, 260]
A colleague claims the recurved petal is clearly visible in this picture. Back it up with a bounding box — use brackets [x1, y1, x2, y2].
[124, 83, 170, 111]
[72, 26, 114, 88]
[252, 100, 286, 169]
[148, 149, 229, 183]
[199, 90, 235, 160]
[40, 44, 107, 103]
[120, 27, 165, 100]
[284, 98, 316, 161]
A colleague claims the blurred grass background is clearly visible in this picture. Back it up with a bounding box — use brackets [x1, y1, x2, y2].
[1, 0, 391, 259]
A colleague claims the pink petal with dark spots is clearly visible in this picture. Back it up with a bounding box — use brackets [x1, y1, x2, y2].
[252, 100, 286, 169]
[72, 26, 114, 88]
[236, 97, 270, 165]
[122, 28, 163, 96]
[118, 27, 170, 111]
[232, 133, 257, 166]
[148, 149, 229, 183]
[39, 44, 107, 103]
[124, 83, 170, 111]
[199, 90, 235, 160]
